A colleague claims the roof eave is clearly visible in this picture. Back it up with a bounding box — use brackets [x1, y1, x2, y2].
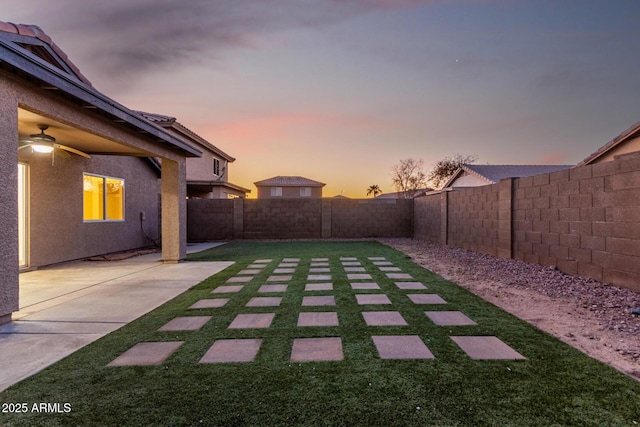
[0, 38, 201, 158]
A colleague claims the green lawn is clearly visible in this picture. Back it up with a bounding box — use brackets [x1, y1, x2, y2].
[1, 241, 639, 426]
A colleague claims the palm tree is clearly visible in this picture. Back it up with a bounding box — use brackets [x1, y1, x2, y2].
[366, 184, 381, 198]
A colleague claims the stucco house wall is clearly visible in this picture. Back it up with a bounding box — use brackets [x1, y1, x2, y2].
[256, 185, 323, 199]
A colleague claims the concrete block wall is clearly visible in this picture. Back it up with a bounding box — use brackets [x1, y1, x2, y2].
[242, 199, 322, 239]
[187, 199, 234, 241]
[331, 199, 412, 238]
[413, 153, 640, 291]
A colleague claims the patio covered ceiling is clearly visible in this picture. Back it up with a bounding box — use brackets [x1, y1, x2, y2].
[18, 108, 149, 156]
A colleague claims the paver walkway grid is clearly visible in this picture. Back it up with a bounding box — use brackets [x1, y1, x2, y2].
[108, 254, 526, 366]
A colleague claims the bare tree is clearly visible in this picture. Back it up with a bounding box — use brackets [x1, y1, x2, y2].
[366, 184, 382, 198]
[428, 153, 478, 189]
[390, 158, 427, 199]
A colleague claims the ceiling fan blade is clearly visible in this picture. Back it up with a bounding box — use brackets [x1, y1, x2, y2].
[55, 148, 71, 158]
[18, 145, 31, 150]
[54, 143, 91, 158]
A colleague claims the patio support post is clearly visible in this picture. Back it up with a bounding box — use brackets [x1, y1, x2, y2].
[0, 103, 19, 324]
[161, 157, 187, 263]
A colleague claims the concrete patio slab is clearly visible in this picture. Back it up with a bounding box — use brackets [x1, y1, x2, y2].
[350, 282, 380, 290]
[305, 283, 333, 291]
[1, 244, 232, 391]
[372, 335, 434, 359]
[258, 284, 288, 293]
[297, 312, 339, 327]
[407, 294, 447, 304]
[425, 311, 476, 326]
[291, 337, 343, 361]
[362, 311, 408, 326]
[108, 341, 184, 366]
[347, 274, 372, 280]
[356, 294, 392, 305]
[228, 313, 275, 329]
[302, 296, 336, 306]
[307, 274, 332, 281]
[246, 297, 282, 307]
[200, 339, 262, 363]
[189, 298, 229, 309]
[212, 285, 244, 294]
[396, 282, 427, 290]
[158, 316, 212, 331]
[450, 336, 526, 360]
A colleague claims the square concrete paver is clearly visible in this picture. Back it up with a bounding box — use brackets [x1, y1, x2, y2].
[340, 257, 358, 261]
[246, 297, 282, 307]
[238, 269, 262, 275]
[274, 268, 296, 274]
[247, 264, 266, 269]
[373, 261, 393, 266]
[312, 258, 329, 262]
[344, 267, 366, 272]
[356, 294, 392, 305]
[425, 311, 477, 326]
[278, 263, 298, 268]
[297, 312, 339, 327]
[268, 275, 292, 282]
[283, 258, 300, 262]
[200, 339, 262, 363]
[368, 257, 386, 260]
[227, 276, 252, 283]
[350, 282, 380, 290]
[302, 296, 336, 306]
[395, 282, 427, 290]
[362, 311, 407, 326]
[158, 316, 212, 331]
[372, 335, 435, 359]
[342, 261, 361, 266]
[291, 337, 343, 361]
[347, 273, 372, 280]
[189, 298, 229, 309]
[387, 273, 413, 279]
[258, 284, 288, 293]
[450, 336, 526, 360]
[307, 274, 332, 281]
[254, 259, 272, 264]
[407, 294, 447, 304]
[309, 268, 331, 273]
[108, 342, 183, 366]
[310, 262, 329, 267]
[228, 313, 276, 329]
[212, 285, 244, 294]
[379, 267, 401, 272]
[305, 282, 333, 291]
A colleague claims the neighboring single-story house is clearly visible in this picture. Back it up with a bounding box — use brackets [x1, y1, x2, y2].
[376, 188, 432, 199]
[441, 164, 573, 189]
[1, 22, 202, 324]
[575, 120, 640, 166]
[254, 176, 325, 198]
[136, 111, 250, 199]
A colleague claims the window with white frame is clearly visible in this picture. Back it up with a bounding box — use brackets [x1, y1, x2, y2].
[83, 173, 125, 221]
[213, 158, 220, 176]
[271, 187, 282, 197]
[300, 187, 311, 197]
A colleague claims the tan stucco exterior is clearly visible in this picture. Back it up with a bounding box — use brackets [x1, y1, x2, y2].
[256, 185, 323, 198]
[589, 135, 640, 164]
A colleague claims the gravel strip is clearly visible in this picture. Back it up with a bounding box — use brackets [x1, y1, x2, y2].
[379, 238, 640, 379]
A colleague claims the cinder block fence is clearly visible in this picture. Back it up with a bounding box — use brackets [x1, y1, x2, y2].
[187, 152, 640, 291]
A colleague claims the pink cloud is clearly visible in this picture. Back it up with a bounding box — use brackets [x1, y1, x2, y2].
[534, 151, 570, 164]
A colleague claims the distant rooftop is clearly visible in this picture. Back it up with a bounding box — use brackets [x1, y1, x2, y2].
[462, 164, 573, 183]
[254, 176, 326, 187]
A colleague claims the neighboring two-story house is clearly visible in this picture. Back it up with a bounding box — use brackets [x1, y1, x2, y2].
[254, 176, 325, 198]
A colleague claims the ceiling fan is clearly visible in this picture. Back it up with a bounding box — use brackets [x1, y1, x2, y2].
[19, 124, 91, 160]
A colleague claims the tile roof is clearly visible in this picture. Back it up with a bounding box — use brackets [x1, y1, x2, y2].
[575, 120, 640, 167]
[0, 21, 92, 86]
[254, 176, 326, 187]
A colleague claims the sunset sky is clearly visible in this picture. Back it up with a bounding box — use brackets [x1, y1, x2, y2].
[5, 1, 640, 197]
